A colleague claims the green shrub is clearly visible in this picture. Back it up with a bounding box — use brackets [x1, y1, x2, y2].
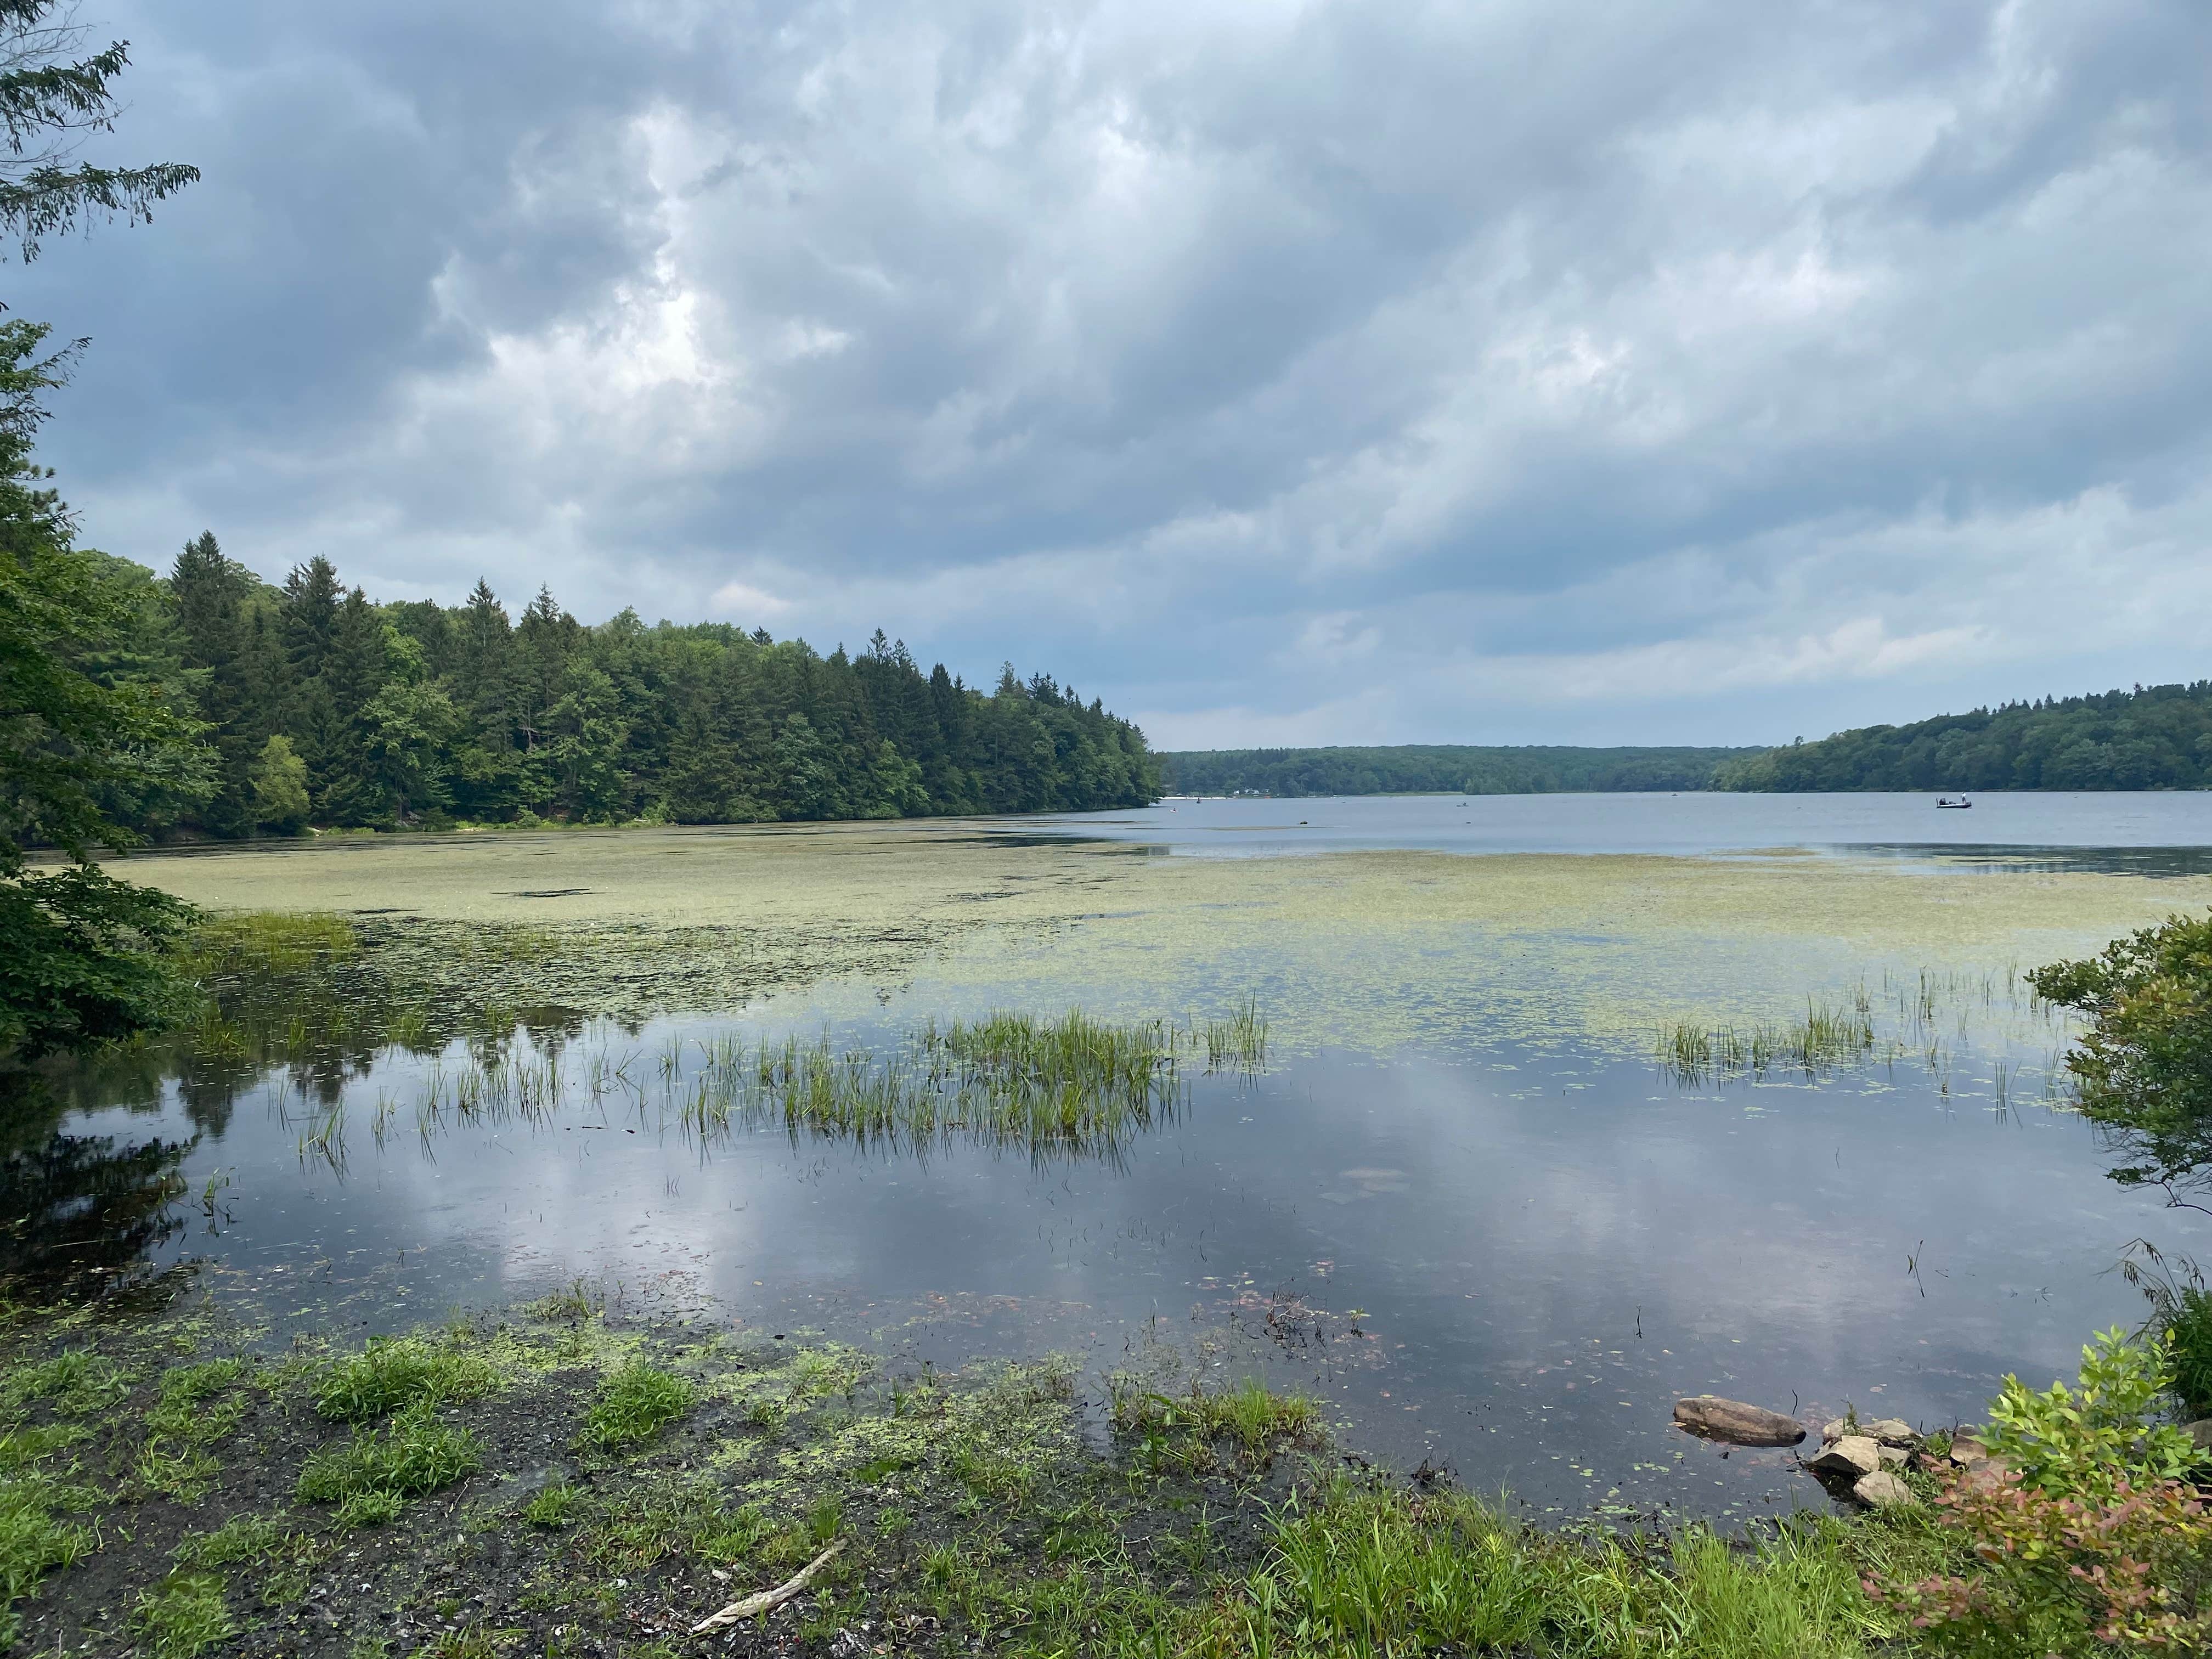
[580, 1362, 694, 1450]
[1983, 1327, 2202, 1502]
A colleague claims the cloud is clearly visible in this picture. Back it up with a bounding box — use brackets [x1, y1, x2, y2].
[16, 0, 2212, 744]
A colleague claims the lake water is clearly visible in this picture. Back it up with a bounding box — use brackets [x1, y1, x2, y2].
[1024, 790, 2212, 873]
[10, 792, 2211, 1525]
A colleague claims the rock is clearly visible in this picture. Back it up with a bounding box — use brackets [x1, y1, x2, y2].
[1949, 1436, 1990, 1466]
[1821, 1418, 1849, 1443]
[1808, 1435, 1881, 1478]
[1862, 1418, 1917, 1446]
[1673, 1396, 1807, 1446]
[1854, 1470, 1916, 1508]
[2185, 1419, 2212, 1452]
[1878, 1444, 1910, 1469]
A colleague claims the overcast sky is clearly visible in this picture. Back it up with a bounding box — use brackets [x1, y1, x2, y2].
[16, 1, 2211, 748]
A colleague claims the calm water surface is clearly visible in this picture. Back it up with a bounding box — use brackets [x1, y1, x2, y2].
[10, 792, 2208, 1523]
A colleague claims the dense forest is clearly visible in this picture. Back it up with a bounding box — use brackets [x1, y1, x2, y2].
[1159, 745, 1758, 797]
[77, 535, 1161, 839]
[1713, 682, 2212, 792]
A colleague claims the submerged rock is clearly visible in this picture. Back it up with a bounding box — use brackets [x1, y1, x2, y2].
[1808, 1435, 1881, 1478]
[1853, 1470, 1916, 1508]
[1672, 1396, 1807, 1446]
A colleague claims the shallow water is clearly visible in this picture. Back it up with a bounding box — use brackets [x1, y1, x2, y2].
[15, 791, 2212, 1525]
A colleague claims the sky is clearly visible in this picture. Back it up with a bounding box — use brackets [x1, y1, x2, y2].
[14, 0, 2212, 750]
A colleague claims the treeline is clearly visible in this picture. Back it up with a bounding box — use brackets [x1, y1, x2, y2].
[82, 535, 1162, 838]
[1714, 682, 2212, 793]
[1159, 745, 1759, 797]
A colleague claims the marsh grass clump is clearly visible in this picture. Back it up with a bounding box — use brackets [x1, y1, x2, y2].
[314, 1336, 499, 1423]
[677, 1008, 1191, 1158]
[172, 1514, 290, 1571]
[296, 1405, 482, 1520]
[1203, 995, 1269, 1073]
[580, 1361, 695, 1451]
[1660, 998, 1876, 1086]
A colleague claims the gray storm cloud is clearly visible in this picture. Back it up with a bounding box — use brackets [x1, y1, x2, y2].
[13, 0, 2210, 745]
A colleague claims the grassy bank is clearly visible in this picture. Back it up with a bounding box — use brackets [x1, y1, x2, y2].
[0, 1285, 1978, 1659]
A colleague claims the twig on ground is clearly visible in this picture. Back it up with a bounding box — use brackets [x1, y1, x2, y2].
[689, 1540, 846, 1635]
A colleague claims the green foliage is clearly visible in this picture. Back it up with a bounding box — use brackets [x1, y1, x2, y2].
[130, 1571, 234, 1659]
[1162, 743, 1753, 797]
[313, 1336, 499, 1423]
[0, 860, 198, 1056]
[1716, 680, 2212, 792]
[88, 565, 1162, 836]
[2030, 912, 2212, 1199]
[580, 1361, 695, 1450]
[249, 734, 310, 833]
[2, 1346, 128, 1414]
[1983, 1329, 2202, 1502]
[296, 1404, 482, 1516]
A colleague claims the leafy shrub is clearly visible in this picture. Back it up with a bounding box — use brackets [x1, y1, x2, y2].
[1871, 1328, 2212, 1656]
[580, 1362, 694, 1450]
[1870, 1474, 2212, 1655]
[1983, 1328, 2201, 1502]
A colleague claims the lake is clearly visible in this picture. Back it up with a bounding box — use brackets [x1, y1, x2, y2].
[18, 791, 2212, 1525]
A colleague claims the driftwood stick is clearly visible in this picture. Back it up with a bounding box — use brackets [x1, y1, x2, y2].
[689, 1539, 845, 1635]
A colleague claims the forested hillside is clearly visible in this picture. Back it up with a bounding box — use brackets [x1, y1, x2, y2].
[79, 535, 1161, 838]
[1713, 682, 2212, 792]
[1160, 744, 1757, 797]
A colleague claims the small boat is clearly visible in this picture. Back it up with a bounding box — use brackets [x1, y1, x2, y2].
[1936, 796, 1972, 809]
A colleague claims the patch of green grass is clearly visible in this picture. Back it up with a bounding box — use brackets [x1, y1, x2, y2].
[1109, 1375, 1323, 1468]
[314, 1336, 500, 1422]
[2, 1347, 131, 1415]
[297, 1404, 482, 1520]
[585, 1477, 769, 1570]
[580, 1361, 695, 1450]
[0, 1472, 95, 1607]
[523, 1483, 582, 1528]
[422, 1628, 514, 1659]
[0, 1422, 87, 1474]
[134, 1435, 221, 1501]
[174, 1514, 290, 1570]
[131, 1571, 235, 1659]
[146, 1358, 250, 1446]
